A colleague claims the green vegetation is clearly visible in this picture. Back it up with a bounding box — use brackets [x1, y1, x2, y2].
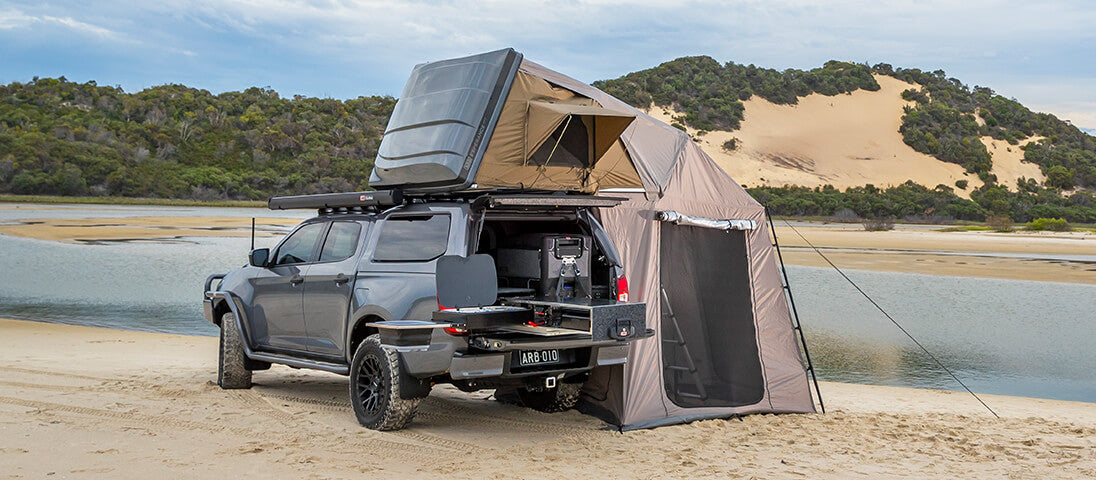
[883, 66, 1096, 188]
[1026, 217, 1072, 232]
[936, 225, 993, 232]
[750, 181, 1096, 223]
[0, 77, 394, 200]
[593, 57, 879, 131]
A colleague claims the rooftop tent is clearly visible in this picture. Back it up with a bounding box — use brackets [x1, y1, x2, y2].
[371, 48, 817, 429]
[370, 48, 649, 193]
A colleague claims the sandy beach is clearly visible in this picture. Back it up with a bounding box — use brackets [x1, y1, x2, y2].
[0, 318, 1093, 479]
[773, 223, 1096, 284]
[0, 216, 300, 243]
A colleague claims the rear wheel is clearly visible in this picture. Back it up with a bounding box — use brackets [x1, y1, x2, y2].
[517, 382, 582, 413]
[218, 313, 252, 389]
[349, 335, 421, 430]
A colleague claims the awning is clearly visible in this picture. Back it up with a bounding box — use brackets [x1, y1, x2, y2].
[656, 211, 757, 231]
[525, 100, 636, 167]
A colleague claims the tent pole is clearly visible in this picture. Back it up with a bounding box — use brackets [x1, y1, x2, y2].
[765, 208, 825, 414]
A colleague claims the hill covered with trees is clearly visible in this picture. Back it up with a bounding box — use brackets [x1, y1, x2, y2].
[595, 57, 1096, 191]
[0, 77, 393, 200]
[1, 62, 1094, 222]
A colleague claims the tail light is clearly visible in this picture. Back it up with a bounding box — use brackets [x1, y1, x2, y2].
[437, 297, 467, 335]
[615, 274, 629, 302]
[443, 326, 469, 336]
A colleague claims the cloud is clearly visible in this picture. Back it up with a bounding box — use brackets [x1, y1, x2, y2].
[42, 15, 118, 38]
[0, 0, 1093, 128]
[0, 8, 119, 38]
[0, 9, 35, 29]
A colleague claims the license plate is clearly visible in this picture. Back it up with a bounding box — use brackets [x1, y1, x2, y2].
[518, 349, 561, 367]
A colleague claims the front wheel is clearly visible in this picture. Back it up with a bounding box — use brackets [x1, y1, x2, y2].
[218, 313, 252, 389]
[349, 335, 422, 431]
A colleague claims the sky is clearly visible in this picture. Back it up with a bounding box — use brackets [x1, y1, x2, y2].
[2, 0, 1094, 130]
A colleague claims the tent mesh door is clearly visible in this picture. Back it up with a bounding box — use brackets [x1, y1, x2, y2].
[659, 223, 765, 408]
[527, 116, 589, 168]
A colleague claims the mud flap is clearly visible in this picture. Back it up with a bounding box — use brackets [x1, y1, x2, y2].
[397, 356, 432, 399]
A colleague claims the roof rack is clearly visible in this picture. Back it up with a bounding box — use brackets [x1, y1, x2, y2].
[268, 190, 404, 210]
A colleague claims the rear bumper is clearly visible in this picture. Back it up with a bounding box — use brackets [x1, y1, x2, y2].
[439, 342, 628, 380]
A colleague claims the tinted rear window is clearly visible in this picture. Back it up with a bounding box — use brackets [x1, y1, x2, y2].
[319, 221, 363, 262]
[373, 215, 451, 262]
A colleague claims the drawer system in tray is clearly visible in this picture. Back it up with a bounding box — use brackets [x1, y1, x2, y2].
[504, 297, 648, 341]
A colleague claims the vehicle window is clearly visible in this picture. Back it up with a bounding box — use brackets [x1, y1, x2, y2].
[274, 222, 326, 265]
[319, 221, 363, 262]
[373, 215, 451, 262]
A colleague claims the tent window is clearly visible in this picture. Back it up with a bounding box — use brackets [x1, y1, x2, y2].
[659, 223, 765, 408]
[528, 116, 589, 169]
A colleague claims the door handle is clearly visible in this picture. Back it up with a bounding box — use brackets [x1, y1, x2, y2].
[290, 275, 303, 285]
[333, 274, 350, 285]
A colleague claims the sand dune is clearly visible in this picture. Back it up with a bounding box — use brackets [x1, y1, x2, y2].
[984, 135, 1046, 187]
[1, 318, 1093, 479]
[649, 75, 1049, 196]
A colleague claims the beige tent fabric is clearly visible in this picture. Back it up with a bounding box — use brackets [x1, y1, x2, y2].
[524, 101, 635, 164]
[474, 71, 642, 191]
[519, 60, 689, 196]
[595, 145, 815, 428]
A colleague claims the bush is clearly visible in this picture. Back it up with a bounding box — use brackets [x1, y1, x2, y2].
[955, 179, 969, 189]
[722, 137, 739, 151]
[985, 215, 1013, 232]
[862, 218, 895, 231]
[1026, 217, 1072, 232]
[831, 208, 860, 223]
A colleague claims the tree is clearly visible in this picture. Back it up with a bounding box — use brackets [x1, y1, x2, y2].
[1045, 165, 1075, 189]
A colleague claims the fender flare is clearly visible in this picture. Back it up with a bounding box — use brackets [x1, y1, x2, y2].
[205, 291, 259, 359]
[345, 305, 394, 361]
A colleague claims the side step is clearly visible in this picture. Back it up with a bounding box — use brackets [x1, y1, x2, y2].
[245, 352, 349, 375]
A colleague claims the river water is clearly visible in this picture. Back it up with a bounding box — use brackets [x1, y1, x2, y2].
[1, 203, 1094, 403]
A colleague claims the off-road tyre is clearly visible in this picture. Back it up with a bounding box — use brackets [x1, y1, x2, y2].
[349, 335, 422, 431]
[517, 382, 582, 413]
[218, 312, 252, 389]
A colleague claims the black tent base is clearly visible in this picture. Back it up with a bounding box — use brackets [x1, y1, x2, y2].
[574, 397, 623, 431]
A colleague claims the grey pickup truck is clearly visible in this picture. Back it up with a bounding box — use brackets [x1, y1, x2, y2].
[204, 190, 649, 430]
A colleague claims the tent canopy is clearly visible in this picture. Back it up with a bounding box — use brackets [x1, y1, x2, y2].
[524, 100, 635, 167]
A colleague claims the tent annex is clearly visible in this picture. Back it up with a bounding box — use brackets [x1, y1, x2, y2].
[372, 48, 817, 429]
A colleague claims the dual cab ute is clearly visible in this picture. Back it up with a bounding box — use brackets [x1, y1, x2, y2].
[204, 190, 649, 430]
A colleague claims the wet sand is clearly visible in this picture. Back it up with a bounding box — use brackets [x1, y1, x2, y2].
[0, 318, 1093, 479]
[0, 216, 300, 243]
[773, 224, 1096, 284]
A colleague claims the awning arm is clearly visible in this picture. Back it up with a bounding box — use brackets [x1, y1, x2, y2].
[655, 211, 756, 231]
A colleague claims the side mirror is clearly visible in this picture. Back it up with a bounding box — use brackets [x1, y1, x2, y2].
[249, 248, 270, 267]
